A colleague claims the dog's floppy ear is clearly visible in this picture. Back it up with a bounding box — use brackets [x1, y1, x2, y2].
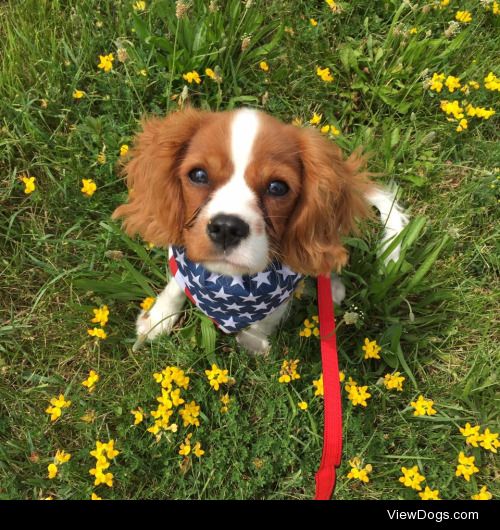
[112, 108, 207, 246]
[281, 128, 374, 276]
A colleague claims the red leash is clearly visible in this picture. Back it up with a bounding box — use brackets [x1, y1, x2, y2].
[314, 275, 343, 500]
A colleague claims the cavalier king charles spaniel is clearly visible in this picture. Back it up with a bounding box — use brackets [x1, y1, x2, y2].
[112, 108, 407, 353]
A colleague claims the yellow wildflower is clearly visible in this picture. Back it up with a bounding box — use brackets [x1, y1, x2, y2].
[47, 463, 58, 479]
[97, 53, 114, 73]
[81, 178, 97, 197]
[339, 371, 345, 382]
[455, 11, 472, 24]
[55, 450, 71, 464]
[456, 118, 468, 132]
[133, 1, 146, 10]
[478, 428, 499, 453]
[310, 18, 318, 27]
[445, 75, 461, 93]
[409, 27, 417, 35]
[309, 112, 322, 125]
[91, 305, 109, 327]
[119, 144, 129, 157]
[81, 370, 99, 391]
[345, 377, 357, 392]
[72, 89, 86, 99]
[205, 363, 229, 391]
[278, 359, 300, 384]
[429, 73, 445, 92]
[140, 296, 155, 311]
[298, 401, 308, 411]
[410, 395, 437, 416]
[383, 372, 405, 392]
[471, 486, 492, 501]
[468, 80, 480, 89]
[320, 125, 330, 134]
[45, 394, 71, 422]
[325, 0, 340, 12]
[179, 434, 192, 456]
[220, 393, 230, 413]
[362, 338, 381, 360]
[346, 383, 371, 407]
[347, 458, 372, 483]
[455, 452, 479, 481]
[87, 327, 107, 339]
[131, 408, 144, 425]
[419, 486, 441, 500]
[91, 493, 102, 500]
[313, 374, 324, 397]
[316, 66, 334, 82]
[259, 61, 269, 72]
[90, 467, 113, 487]
[182, 71, 201, 84]
[466, 105, 495, 119]
[484, 72, 500, 91]
[204, 67, 222, 82]
[179, 400, 201, 427]
[21, 176, 36, 194]
[193, 442, 205, 457]
[330, 125, 340, 136]
[440, 100, 464, 119]
[399, 466, 425, 491]
[460, 423, 481, 447]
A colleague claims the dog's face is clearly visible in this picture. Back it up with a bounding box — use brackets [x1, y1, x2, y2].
[113, 108, 373, 277]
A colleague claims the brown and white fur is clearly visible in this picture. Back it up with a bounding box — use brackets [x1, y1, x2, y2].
[113, 108, 408, 353]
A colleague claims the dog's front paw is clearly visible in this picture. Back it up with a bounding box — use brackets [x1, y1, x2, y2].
[236, 330, 270, 355]
[331, 276, 346, 305]
[135, 307, 180, 342]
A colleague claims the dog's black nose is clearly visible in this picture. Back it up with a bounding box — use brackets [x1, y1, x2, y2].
[207, 214, 250, 250]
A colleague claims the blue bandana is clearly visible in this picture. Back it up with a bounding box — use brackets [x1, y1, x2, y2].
[169, 246, 302, 333]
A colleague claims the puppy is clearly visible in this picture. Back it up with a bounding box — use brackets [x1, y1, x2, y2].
[112, 108, 407, 353]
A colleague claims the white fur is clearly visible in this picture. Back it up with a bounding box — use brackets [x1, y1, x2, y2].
[203, 109, 269, 275]
[366, 187, 409, 265]
[236, 301, 291, 354]
[136, 277, 186, 340]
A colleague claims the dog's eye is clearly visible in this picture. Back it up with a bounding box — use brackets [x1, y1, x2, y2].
[267, 180, 289, 197]
[188, 168, 209, 185]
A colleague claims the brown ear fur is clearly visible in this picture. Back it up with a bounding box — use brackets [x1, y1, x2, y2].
[112, 108, 207, 246]
[281, 128, 374, 276]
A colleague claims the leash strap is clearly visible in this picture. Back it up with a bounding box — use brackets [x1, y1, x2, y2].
[314, 275, 343, 500]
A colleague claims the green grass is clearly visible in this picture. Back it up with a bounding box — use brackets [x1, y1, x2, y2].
[0, 0, 498, 500]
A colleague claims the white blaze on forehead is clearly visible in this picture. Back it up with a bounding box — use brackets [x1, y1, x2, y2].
[203, 108, 269, 274]
[231, 108, 260, 177]
[206, 109, 260, 218]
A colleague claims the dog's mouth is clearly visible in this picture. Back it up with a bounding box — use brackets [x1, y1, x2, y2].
[202, 256, 258, 277]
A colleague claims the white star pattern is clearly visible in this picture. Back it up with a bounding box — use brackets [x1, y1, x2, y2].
[225, 302, 244, 311]
[176, 251, 187, 269]
[252, 301, 268, 311]
[251, 271, 271, 288]
[230, 275, 246, 289]
[170, 246, 302, 334]
[192, 274, 203, 288]
[214, 287, 232, 300]
[269, 284, 284, 298]
[221, 316, 237, 328]
[277, 265, 295, 280]
[241, 292, 259, 303]
[207, 273, 221, 284]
